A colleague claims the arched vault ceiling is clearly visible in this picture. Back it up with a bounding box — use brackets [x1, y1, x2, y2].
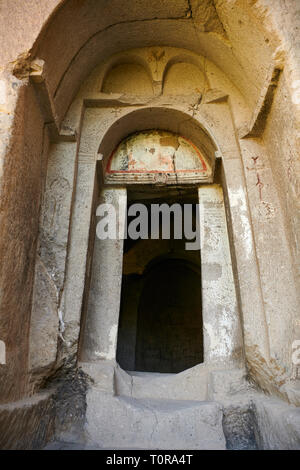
[32, 0, 279, 118]
[2, 0, 281, 120]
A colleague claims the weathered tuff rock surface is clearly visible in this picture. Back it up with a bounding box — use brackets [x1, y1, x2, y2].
[0, 0, 299, 450]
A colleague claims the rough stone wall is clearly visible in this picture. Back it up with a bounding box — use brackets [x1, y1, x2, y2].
[0, 1, 61, 68]
[0, 0, 298, 448]
[263, 73, 300, 298]
[0, 366, 90, 449]
[0, 83, 49, 402]
[0, 390, 55, 450]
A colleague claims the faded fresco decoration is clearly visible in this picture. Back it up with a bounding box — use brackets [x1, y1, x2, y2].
[107, 130, 208, 176]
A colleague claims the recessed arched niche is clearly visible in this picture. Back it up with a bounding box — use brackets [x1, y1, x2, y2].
[163, 62, 205, 95]
[101, 63, 154, 95]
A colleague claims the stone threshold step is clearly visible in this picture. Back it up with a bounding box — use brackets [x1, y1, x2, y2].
[84, 389, 226, 449]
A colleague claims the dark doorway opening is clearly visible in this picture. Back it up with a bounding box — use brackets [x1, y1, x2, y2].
[116, 188, 203, 373]
[135, 258, 202, 373]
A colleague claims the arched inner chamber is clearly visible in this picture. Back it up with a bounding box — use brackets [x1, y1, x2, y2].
[116, 189, 204, 373]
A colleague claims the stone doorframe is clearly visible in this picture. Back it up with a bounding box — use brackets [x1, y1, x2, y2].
[80, 182, 244, 370]
[29, 96, 278, 396]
